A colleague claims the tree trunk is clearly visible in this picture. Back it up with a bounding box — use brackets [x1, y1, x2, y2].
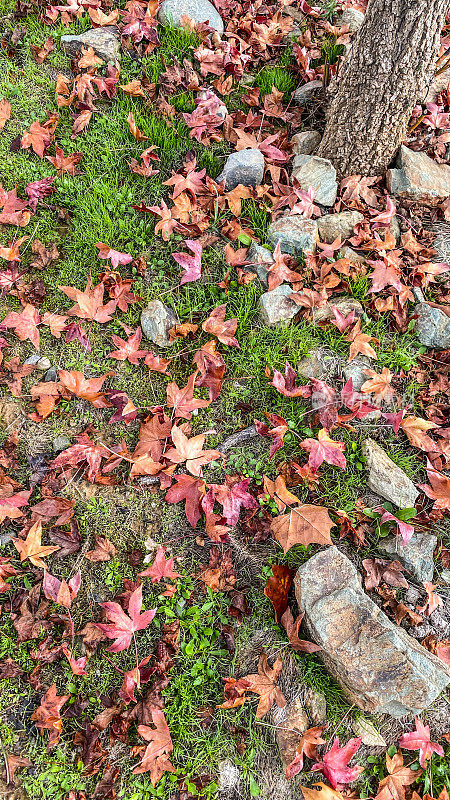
[317, 0, 450, 178]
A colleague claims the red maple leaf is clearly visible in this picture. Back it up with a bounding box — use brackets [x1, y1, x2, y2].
[107, 327, 148, 364]
[193, 340, 225, 401]
[165, 424, 221, 477]
[42, 570, 81, 609]
[311, 737, 363, 789]
[95, 242, 133, 269]
[202, 304, 239, 347]
[166, 371, 210, 420]
[173, 239, 203, 285]
[30, 684, 69, 749]
[139, 546, 181, 583]
[210, 477, 258, 527]
[165, 474, 206, 527]
[270, 362, 311, 398]
[95, 585, 156, 652]
[300, 429, 346, 471]
[51, 432, 109, 482]
[59, 278, 117, 323]
[398, 717, 444, 768]
[2, 303, 40, 349]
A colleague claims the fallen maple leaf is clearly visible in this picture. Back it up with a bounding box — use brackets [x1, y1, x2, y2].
[271, 505, 334, 552]
[300, 783, 346, 800]
[30, 684, 69, 749]
[398, 717, 444, 768]
[193, 339, 225, 401]
[2, 303, 40, 349]
[0, 489, 31, 523]
[202, 304, 239, 347]
[362, 557, 408, 590]
[95, 242, 133, 269]
[210, 477, 258, 526]
[361, 367, 395, 402]
[165, 474, 206, 527]
[400, 416, 437, 452]
[12, 521, 60, 568]
[375, 750, 421, 800]
[280, 608, 321, 654]
[419, 461, 450, 510]
[270, 361, 310, 398]
[51, 433, 109, 482]
[133, 709, 175, 782]
[139, 546, 181, 583]
[173, 239, 203, 285]
[46, 146, 83, 176]
[58, 369, 111, 408]
[127, 112, 149, 141]
[107, 327, 148, 364]
[166, 371, 210, 420]
[300, 429, 346, 471]
[165, 424, 221, 477]
[417, 582, 442, 617]
[59, 278, 117, 323]
[219, 653, 286, 719]
[311, 737, 363, 789]
[96, 585, 156, 652]
[264, 564, 293, 622]
[42, 570, 81, 608]
[286, 726, 326, 779]
[85, 535, 117, 562]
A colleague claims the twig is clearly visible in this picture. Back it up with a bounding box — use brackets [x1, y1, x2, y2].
[0, 735, 10, 785]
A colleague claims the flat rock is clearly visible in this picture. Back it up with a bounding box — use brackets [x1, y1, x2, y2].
[141, 300, 178, 347]
[362, 438, 419, 509]
[217, 148, 264, 191]
[292, 155, 338, 206]
[352, 718, 386, 747]
[312, 296, 363, 324]
[274, 699, 309, 766]
[387, 145, 450, 206]
[343, 354, 372, 392]
[247, 242, 273, 286]
[267, 215, 318, 257]
[317, 210, 363, 242]
[61, 26, 121, 61]
[158, 0, 224, 32]
[339, 7, 365, 31]
[258, 284, 298, 326]
[293, 79, 324, 106]
[378, 533, 437, 584]
[340, 245, 366, 263]
[304, 687, 326, 725]
[415, 302, 450, 349]
[298, 347, 343, 381]
[291, 130, 321, 156]
[295, 547, 450, 717]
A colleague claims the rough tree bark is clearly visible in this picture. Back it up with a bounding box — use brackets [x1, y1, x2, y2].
[317, 0, 450, 178]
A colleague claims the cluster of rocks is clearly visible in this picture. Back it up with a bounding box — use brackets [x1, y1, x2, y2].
[24, 353, 56, 382]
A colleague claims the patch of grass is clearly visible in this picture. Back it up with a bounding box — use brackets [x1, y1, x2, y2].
[254, 65, 296, 97]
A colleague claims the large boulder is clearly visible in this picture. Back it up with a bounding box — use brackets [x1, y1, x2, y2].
[362, 438, 418, 509]
[292, 155, 338, 206]
[387, 145, 450, 206]
[61, 27, 121, 61]
[295, 547, 450, 717]
[267, 215, 318, 257]
[415, 302, 450, 349]
[158, 0, 224, 33]
[217, 149, 264, 191]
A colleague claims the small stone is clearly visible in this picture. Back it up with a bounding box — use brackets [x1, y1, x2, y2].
[217, 149, 264, 191]
[415, 302, 450, 349]
[61, 26, 121, 62]
[362, 438, 419, 509]
[390, 215, 401, 243]
[313, 296, 364, 324]
[405, 587, 421, 604]
[339, 7, 365, 31]
[267, 215, 318, 257]
[53, 435, 70, 453]
[429, 611, 448, 632]
[274, 699, 309, 766]
[378, 533, 437, 584]
[44, 366, 58, 382]
[291, 130, 321, 156]
[158, 0, 223, 31]
[317, 211, 364, 242]
[343, 355, 373, 392]
[340, 245, 366, 264]
[37, 356, 51, 371]
[352, 718, 386, 747]
[387, 145, 450, 206]
[425, 70, 450, 104]
[304, 687, 326, 725]
[247, 242, 273, 286]
[292, 155, 338, 207]
[141, 300, 179, 348]
[258, 284, 298, 326]
[25, 354, 40, 366]
[298, 347, 343, 381]
[293, 79, 324, 106]
[295, 547, 450, 717]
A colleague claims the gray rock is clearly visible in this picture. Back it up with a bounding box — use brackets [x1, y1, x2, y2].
[141, 300, 179, 347]
[390, 215, 401, 244]
[343, 355, 372, 392]
[298, 347, 343, 381]
[362, 438, 419, 509]
[52, 435, 71, 454]
[61, 26, 121, 62]
[247, 242, 274, 286]
[317, 211, 364, 243]
[340, 245, 366, 264]
[295, 547, 450, 717]
[339, 7, 364, 31]
[312, 296, 364, 325]
[304, 687, 326, 725]
[291, 130, 321, 156]
[352, 718, 386, 747]
[292, 155, 338, 206]
[37, 356, 51, 371]
[405, 587, 421, 605]
[429, 611, 448, 633]
[410, 624, 432, 639]
[217, 149, 264, 191]
[378, 533, 437, 583]
[267, 215, 318, 257]
[158, 0, 224, 33]
[44, 367, 58, 382]
[415, 302, 450, 349]
[293, 79, 324, 106]
[413, 287, 425, 303]
[387, 145, 450, 206]
[425, 70, 450, 104]
[25, 354, 40, 366]
[258, 284, 298, 326]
